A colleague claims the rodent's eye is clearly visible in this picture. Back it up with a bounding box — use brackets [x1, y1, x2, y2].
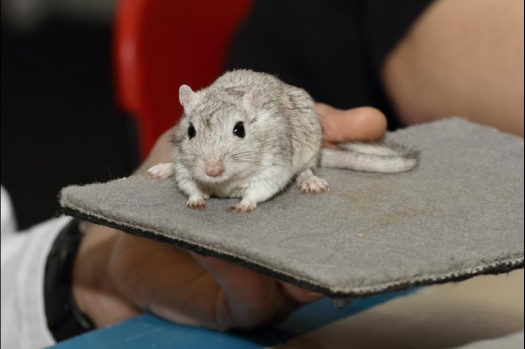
[233, 122, 245, 138]
[188, 124, 196, 140]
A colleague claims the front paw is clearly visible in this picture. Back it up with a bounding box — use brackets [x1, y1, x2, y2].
[146, 163, 174, 180]
[187, 198, 206, 210]
[228, 202, 256, 213]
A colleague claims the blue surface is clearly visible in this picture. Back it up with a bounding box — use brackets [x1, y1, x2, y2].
[52, 290, 415, 349]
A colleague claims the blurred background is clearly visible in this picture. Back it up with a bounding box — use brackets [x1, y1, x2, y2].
[1, 0, 137, 229]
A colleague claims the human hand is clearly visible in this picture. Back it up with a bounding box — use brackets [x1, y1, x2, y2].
[72, 104, 388, 331]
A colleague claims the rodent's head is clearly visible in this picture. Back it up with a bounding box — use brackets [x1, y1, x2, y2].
[173, 84, 277, 184]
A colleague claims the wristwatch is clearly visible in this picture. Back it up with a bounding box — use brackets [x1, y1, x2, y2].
[44, 219, 95, 342]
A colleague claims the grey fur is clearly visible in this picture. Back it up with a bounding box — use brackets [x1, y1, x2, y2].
[148, 70, 419, 211]
[321, 142, 420, 173]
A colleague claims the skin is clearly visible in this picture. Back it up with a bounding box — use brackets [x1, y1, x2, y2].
[72, 104, 388, 330]
[383, 0, 524, 137]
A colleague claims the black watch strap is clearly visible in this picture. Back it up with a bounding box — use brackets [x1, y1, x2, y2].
[44, 219, 95, 342]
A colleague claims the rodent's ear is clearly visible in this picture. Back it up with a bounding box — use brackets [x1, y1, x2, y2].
[179, 85, 199, 114]
[243, 88, 265, 116]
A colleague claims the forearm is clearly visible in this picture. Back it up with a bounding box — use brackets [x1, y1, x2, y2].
[383, 0, 524, 136]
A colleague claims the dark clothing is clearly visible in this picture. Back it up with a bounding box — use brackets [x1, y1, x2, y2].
[226, 0, 434, 130]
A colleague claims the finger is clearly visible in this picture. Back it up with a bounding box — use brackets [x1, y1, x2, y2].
[113, 241, 222, 330]
[190, 253, 277, 304]
[318, 104, 388, 143]
[281, 282, 324, 304]
[195, 255, 320, 307]
[190, 253, 306, 328]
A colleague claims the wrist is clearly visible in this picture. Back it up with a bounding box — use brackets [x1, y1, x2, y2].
[72, 223, 141, 328]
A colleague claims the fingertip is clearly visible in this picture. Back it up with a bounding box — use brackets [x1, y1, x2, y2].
[282, 283, 324, 304]
[320, 105, 388, 143]
[346, 107, 388, 141]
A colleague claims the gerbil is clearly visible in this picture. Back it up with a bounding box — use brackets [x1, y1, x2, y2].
[147, 70, 418, 212]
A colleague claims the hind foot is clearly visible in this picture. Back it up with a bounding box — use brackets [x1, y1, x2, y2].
[297, 170, 330, 195]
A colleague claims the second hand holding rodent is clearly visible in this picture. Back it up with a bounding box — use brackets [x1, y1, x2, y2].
[147, 70, 418, 212]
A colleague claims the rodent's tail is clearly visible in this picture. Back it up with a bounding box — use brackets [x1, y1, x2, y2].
[320, 142, 419, 173]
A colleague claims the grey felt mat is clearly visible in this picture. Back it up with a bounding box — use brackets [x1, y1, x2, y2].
[59, 118, 524, 298]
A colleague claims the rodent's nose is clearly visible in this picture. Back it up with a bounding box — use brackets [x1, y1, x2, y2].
[205, 162, 225, 178]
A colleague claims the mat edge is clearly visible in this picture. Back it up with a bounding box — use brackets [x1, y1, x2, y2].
[59, 202, 524, 299]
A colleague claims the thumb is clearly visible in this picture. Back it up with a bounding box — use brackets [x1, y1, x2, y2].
[318, 104, 388, 144]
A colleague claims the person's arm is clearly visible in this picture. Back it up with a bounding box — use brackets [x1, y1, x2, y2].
[383, 0, 524, 136]
[1, 186, 72, 349]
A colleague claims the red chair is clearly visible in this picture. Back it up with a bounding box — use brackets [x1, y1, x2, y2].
[114, 0, 253, 159]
